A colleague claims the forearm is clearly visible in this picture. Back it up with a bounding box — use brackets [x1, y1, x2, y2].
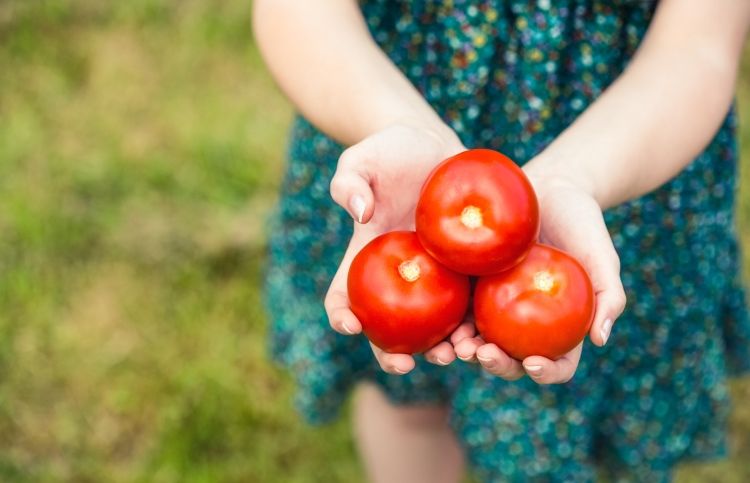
[252, 0, 451, 146]
[526, 0, 750, 209]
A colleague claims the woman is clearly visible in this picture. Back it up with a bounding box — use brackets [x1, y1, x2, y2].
[255, 1, 750, 481]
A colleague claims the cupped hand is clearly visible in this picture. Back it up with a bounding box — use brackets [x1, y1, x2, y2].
[456, 170, 627, 384]
[324, 121, 466, 375]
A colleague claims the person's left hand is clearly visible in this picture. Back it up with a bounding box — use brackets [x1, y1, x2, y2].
[453, 169, 627, 384]
[324, 121, 468, 375]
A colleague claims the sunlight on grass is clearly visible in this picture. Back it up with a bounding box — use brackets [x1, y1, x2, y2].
[0, 1, 748, 481]
[0, 1, 359, 481]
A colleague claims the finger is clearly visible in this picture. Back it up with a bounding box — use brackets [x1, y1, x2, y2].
[454, 336, 483, 363]
[576, 217, 626, 347]
[324, 231, 375, 335]
[573, 206, 626, 346]
[522, 343, 583, 385]
[371, 343, 416, 375]
[475, 344, 525, 380]
[324, 288, 362, 336]
[424, 341, 456, 366]
[590, 282, 627, 347]
[449, 320, 477, 346]
[330, 146, 376, 224]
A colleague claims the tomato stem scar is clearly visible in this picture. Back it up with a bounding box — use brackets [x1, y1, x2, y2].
[533, 271, 555, 292]
[460, 205, 483, 229]
[398, 260, 421, 282]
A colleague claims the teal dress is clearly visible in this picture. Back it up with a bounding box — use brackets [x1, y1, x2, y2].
[265, 1, 750, 481]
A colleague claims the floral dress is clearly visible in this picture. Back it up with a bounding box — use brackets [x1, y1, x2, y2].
[265, 1, 750, 481]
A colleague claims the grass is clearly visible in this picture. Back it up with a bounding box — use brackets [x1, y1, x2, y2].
[0, 1, 748, 481]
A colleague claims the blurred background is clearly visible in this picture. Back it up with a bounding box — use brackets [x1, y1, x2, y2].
[0, 1, 749, 482]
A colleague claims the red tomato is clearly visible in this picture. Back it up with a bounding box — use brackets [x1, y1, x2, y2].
[348, 231, 470, 354]
[474, 243, 595, 360]
[415, 149, 539, 276]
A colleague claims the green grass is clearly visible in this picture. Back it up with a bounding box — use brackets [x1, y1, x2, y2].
[0, 1, 748, 481]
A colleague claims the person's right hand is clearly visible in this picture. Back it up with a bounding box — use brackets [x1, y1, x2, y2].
[324, 121, 465, 375]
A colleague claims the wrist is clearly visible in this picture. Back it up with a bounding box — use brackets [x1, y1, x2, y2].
[392, 116, 465, 156]
[524, 151, 604, 208]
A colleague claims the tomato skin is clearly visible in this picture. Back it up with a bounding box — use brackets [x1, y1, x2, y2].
[474, 243, 595, 360]
[348, 231, 471, 354]
[415, 149, 539, 276]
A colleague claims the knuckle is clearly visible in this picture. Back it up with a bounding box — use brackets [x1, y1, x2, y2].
[336, 147, 365, 176]
[324, 307, 336, 325]
[613, 289, 627, 312]
[610, 251, 622, 272]
[328, 317, 343, 332]
[338, 146, 357, 166]
[329, 172, 347, 199]
[323, 296, 337, 317]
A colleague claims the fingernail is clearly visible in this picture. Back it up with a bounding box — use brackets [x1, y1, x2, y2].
[341, 321, 355, 335]
[457, 354, 471, 362]
[435, 357, 449, 366]
[600, 318, 613, 345]
[394, 367, 408, 375]
[524, 364, 543, 376]
[477, 355, 495, 367]
[349, 195, 366, 224]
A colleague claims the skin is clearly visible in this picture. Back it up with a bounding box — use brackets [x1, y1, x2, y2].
[256, 0, 750, 382]
[254, 0, 750, 480]
[353, 383, 464, 483]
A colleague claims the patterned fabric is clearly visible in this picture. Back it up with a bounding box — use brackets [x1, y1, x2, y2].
[264, 1, 750, 481]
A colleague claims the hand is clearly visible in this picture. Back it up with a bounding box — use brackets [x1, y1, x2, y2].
[455, 170, 627, 384]
[324, 121, 466, 375]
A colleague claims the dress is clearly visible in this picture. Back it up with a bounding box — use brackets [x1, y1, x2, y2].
[264, 1, 750, 481]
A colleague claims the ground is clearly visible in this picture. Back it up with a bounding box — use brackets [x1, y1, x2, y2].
[0, 1, 748, 481]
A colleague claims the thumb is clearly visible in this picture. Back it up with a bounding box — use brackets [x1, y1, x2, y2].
[330, 146, 375, 224]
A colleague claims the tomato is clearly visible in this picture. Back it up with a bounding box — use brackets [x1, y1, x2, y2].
[473, 243, 595, 360]
[348, 231, 471, 354]
[415, 149, 539, 276]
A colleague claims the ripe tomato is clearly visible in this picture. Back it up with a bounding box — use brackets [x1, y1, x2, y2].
[474, 243, 595, 360]
[348, 231, 470, 354]
[415, 149, 539, 276]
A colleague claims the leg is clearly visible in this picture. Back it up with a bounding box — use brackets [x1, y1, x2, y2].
[352, 382, 465, 483]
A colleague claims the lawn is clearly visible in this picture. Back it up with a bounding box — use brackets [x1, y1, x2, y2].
[0, 1, 748, 481]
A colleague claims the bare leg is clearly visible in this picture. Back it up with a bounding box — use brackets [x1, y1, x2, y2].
[352, 382, 465, 483]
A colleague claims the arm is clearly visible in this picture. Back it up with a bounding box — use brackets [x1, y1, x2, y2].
[254, 0, 465, 374]
[461, 0, 750, 384]
[525, 0, 750, 209]
[253, 0, 451, 146]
